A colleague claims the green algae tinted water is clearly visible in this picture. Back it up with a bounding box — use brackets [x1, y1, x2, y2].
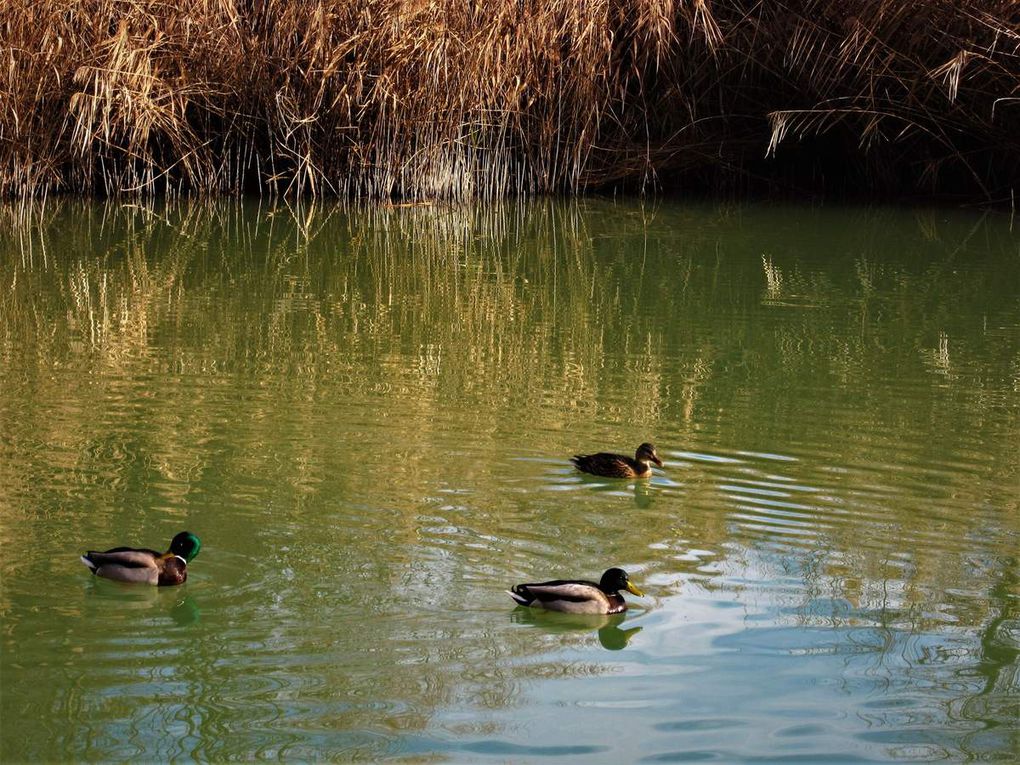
[1, 200, 1018, 763]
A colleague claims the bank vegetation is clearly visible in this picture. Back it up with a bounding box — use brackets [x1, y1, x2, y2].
[2, 0, 1018, 201]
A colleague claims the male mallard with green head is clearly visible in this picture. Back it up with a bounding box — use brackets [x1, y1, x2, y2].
[571, 442, 663, 478]
[80, 531, 201, 586]
[508, 567, 644, 614]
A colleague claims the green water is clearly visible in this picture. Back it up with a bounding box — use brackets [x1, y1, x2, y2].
[1, 200, 1018, 763]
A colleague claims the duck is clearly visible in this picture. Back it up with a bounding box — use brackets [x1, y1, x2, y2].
[571, 442, 663, 478]
[507, 567, 644, 614]
[80, 531, 201, 586]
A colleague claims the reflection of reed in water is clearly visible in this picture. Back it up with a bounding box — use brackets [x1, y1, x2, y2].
[1, 200, 1019, 759]
[1, 199, 1017, 624]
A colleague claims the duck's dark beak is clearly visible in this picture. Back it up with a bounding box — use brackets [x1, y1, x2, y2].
[625, 581, 645, 597]
[652, 454, 664, 468]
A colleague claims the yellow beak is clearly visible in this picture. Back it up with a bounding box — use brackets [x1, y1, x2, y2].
[625, 581, 644, 597]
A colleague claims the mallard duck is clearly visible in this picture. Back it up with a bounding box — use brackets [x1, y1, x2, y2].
[80, 531, 201, 586]
[507, 567, 644, 614]
[571, 442, 663, 478]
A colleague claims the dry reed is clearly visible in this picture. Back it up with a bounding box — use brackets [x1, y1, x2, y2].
[2, 0, 1017, 201]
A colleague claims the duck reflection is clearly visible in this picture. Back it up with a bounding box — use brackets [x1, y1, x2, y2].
[85, 578, 201, 626]
[169, 594, 201, 626]
[511, 608, 642, 650]
[632, 481, 654, 509]
[573, 475, 657, 509]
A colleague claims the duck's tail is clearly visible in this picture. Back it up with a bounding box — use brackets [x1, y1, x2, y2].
[507, 587, 532, 607]
[80, 554, 98, 574]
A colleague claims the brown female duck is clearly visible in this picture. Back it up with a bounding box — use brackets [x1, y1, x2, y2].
[571, 442, 663, 478]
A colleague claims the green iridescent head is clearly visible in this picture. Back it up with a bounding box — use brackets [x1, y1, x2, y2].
[169, 531, 201, 562]
[600, 567, 644, 597]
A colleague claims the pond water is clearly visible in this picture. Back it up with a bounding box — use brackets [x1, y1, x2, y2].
[1, 200, 1017, 763]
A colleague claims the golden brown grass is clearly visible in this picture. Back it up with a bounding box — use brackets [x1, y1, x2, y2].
[2, 0, 1017, 200]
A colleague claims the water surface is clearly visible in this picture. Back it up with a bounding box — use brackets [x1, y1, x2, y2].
[1, 200, 1018, 762]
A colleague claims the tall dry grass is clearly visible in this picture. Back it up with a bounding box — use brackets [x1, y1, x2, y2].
[2, 0, 1017, 200]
